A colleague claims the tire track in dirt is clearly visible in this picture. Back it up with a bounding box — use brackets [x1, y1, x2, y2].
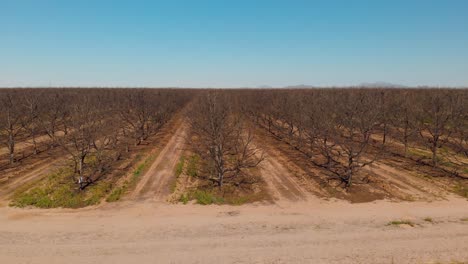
[131, 122, 187, 202]
[367, 162, 449, 201]
[253, 139, 314, 203]
[259, 153, 308, 202]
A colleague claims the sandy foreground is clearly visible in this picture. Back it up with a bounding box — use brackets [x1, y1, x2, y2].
[0, 197, 467, 264]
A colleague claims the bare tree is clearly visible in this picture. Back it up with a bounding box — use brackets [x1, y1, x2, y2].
[0, 91, 25, 165]
[318, 91, 384, 186]
[22, 91, 42, 155]
[415, 90, 457, 167]
[55, 95, 106, 189]
[188, 92, 263, 187]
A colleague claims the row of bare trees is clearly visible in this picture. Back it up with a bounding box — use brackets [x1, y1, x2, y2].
[1, 88, 466, 190]
[0, 88, 191, 189]
[187, 91, 264, 187]
[242, 88, 467, 186]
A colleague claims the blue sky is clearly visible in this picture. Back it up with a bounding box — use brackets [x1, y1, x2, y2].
[1, 0, 468, 87]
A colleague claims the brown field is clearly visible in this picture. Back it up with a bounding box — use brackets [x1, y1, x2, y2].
[0, 88, 467, 263]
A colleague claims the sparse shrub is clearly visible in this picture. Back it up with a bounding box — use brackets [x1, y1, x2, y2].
[175, 156, 185, 177]
[387, 220, 415, 227]
[106, 187, 124, 202]
[186, 155, 199, 177]
[423, 217, 433, 223]
[454, 184, 468, 198]
[179, 193, 189, 204]
[193, 190, 223, 205]
[229, 196, 249, 205]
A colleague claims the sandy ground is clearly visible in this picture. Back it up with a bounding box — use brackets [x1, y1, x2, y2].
[0, 197, 467, 264]
[132, 122, 187, 201]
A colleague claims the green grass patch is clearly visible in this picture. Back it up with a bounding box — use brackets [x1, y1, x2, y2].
[386, 220, 415, 227]
[193, 190, 224, 205]
[178, 186, 265, 206]
[186, 154, 199, 177]
[177, 190, 224, 205]
[179, 193, 189, 204]
[10, 167, 113, 209]
[106, 186, 125, 202]
[175, 156, 185, 177]
[169, 156, 186, 193]
[11, 150, 160, 207]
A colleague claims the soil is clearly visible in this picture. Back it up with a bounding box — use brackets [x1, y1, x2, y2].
[1, 197, 467, 264]
[131, 121, 187, 201]
[252, 123, 464, 204]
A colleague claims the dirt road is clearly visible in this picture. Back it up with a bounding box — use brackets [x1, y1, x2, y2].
[131, 122, 187, 201]
[1, 197, 467, 264]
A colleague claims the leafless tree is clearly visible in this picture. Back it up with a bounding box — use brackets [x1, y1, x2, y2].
[415, 90, 457, 167]
[188, 92, 264, 187]
[0, 91, 25, 164]
[22, 90, 42, 155]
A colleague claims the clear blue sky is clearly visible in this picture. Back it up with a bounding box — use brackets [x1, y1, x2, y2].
[1, 0, 468, 87]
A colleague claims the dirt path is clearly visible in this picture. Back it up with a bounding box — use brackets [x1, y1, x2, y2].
[253, 137, 318, 204]
[131, 122, 187, 201]
[367, 161, 450, 201]
[259, 151, 310, 202]
[1, 197, 467, 264]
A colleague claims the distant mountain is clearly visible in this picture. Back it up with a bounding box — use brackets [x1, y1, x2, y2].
[263, 83, 408, 89]
[284, 84, 316, 88]
[358, 82, 407, 88]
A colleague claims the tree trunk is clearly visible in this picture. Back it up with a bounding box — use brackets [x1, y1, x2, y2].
[403, 124, 409, 157]
[78, 156, 85, 189]
[32, 132, 38, 155]
[345, 156, 354, 187]
[218, 171, 223, 187]
[8, 133, 15, 165]
[431, 142, 438, 167]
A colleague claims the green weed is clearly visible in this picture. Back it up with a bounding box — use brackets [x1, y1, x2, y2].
[10, 167, 113, 208]
[106, 187, 124, 202]
[386, 220, 415, 227]
[454, 184, 468, 198]
[193, 190, 224, 205]
[179, 193, 189, 204]
[423, 217, 433, 223]
[175, 156, 185, 177]
[186, 155, 199, 177]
